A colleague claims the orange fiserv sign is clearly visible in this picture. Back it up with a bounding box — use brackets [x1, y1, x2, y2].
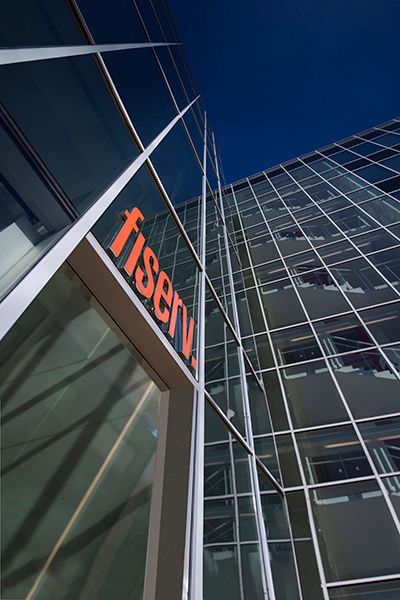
[108, 207, 197, 370]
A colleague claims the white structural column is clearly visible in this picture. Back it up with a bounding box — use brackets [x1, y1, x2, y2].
[0, 42, 179, 65]
[189, 112, 208, 600]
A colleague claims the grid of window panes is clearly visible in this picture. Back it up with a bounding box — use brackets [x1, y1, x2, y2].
[0, 3, 292, 600]
[221, 117, 400, 599]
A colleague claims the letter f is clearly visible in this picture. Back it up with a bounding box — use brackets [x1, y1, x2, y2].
[109, 207, 144, 258]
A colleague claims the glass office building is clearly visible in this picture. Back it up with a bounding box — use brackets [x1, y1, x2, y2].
[0, 3, 399, 600]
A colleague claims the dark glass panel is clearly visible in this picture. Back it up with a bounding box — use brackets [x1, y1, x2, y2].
[352, 228, 399, 254]
[359, 417, 400, 474]
[233, 442, 252, 494]
[294, 540, 324, 600]
[260, 279, 307, 329]
[0, 55, 138, 213]
[204, 443, 232, 497]
[204, 498, 235, 544]
[204, 546, 241, 600]
[296, 425, 371, 484]
[205, 387, 229, 443]
[318, 239, 358, 264]
[254, 259, 288, 285]
[329, 350, 399, 419]
[241, 545, 265, 600]
[373, 132, 400, 148]
[270, 542, 301, 600]
[281, 361, 348, 428]
[284, 249, 323, 274]
[261, 493, 290, 539]
[361, 196, 400, 225]
[247, 234, 280, 265]
[355, 164, 395, 183]
[368, 248, 400, 288]
[382, 477, 400, 519]
[360, 303, 400, 345]
[330, 258, 399, 308]
[0, 264, 161, 600]
[0, 123, 72, 299]
[254, 335, 275, 369]
[329, 174, 364, 193]
[247, 375, 273, 435]
[314, 314, 374, 356]
[311, 481, 400, 580]
[348, 141, 380, 156]
[347, 185, 383, 203]
[301, 216, 343, 246]
[271, 325, 322, 366]
[238, 497, 258, 541]
[150, 119, 203, 205]
[0, 1, 85, 45]
[254, 436, 281, 483]
[101, 48, 178, 146]
[262, 371, 289, 431]
[275, 434, 302, 487]
[294, 268, 350, 319]
[329, 580, 400, 600]
[78, 0, 146, 42]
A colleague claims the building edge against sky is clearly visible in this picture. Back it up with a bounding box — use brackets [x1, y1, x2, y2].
[0, 2, 400, 600]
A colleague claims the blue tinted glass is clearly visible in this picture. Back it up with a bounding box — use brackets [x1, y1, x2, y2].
[102, 48, 178, 145]
[0, 55, 138, 213]
[373, 132, 400, 148]
[0, 1, 84, 45]
[78, 0, 146, 42]
[381, 154, 400, 173]
[354, 164, 394, 183]
[348, 142, 381, 156]
[150, 118, 203, 205]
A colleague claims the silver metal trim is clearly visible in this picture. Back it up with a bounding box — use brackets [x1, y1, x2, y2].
[0, 42, 179, 65]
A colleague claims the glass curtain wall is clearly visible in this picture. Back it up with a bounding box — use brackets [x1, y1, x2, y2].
[223, 117, 400, 599]
[1, 3, 400, 600]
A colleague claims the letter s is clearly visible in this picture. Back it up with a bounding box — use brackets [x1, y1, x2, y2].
[135, 246, 159, 299]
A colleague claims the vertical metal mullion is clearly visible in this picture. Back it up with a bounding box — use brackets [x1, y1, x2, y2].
[212, 135, 276, 600]
[189, 112, 207, 600]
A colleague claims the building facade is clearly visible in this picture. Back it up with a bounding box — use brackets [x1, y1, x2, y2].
[0, 2, 399, 600]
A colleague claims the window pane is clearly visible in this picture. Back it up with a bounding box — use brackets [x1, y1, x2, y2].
[294, 269, 350, 319]
[330, 349, 399, 418]
[204, 546, 241, 600]
[359, 417, 400, 474]
[0, 55, 138, 213]
[271, 324, 322, 366]
[260, 279, 307, 328]
[281, 361, 348, 428]
[0, 264, 161, 600]
[330, 258, 399, 308]
[0, 0, 85, 45]
[296, 426, 372, 484]
[311, 480, 400, 581]
[314, 313, 374, 356]
[329, 579, 400, 599]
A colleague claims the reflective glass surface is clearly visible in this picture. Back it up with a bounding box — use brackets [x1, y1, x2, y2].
[0, 55, 138, 213]
[1, 264, 161, 600]
[311, 480, 400, 581]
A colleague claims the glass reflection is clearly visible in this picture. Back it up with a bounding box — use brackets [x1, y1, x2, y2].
[311, 480, 400, 581]
[296, 426, 371, 484]
[1, 265, 161, 600]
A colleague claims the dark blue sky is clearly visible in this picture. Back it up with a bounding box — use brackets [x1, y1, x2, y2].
[169, 0, 400, 182]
